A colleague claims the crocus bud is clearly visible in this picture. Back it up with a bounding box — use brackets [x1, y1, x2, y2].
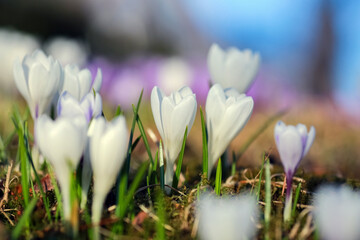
[207, 43, 260, 93]
[36, 115, 87, 220]
[274, 120, 315, 221]
[206, 84, 254, 178]
[61, 64, 102, 101]
[151, 86, 197, 190]
[314, 185, 360, 240]
[197, 194, 259, 240]
[13, 49, 63, 119]
[89, 116, 128, 237]
[57, 91, 102, 123]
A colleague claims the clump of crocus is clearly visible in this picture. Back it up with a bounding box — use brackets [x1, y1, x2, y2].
[13, 49, 63, 119]
[61, 64, 102, 101]
[35, 115, 87, 221]
[313, 185, 360, 240]
[151, 86, 197, 192]
[207, 43, 260, 93]
[274, 121, 315, 222]
[206, 84, 254, 178]
[89, 116, 128, 239]
[197, 194, 259, 240]
[57, 90, 103, 209]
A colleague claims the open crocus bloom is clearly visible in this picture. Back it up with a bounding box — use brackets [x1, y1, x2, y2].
[274, 121, 315, 187]
[89, 116, 128, 236]
[13, 49, 63, 119]
[36, 115, 87, 220]
[197, 194, 259, 240]
[57, 91, 102, 123]
[313, 185, 360, 240]
[274, 120, 315, 221]
[151, 86, 197, 190]
[61, 64, 102, 101]
[206, 84, 254, 178]
[207, 43, 260, 93]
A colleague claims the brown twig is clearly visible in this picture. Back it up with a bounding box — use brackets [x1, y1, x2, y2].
[0, 160, 14, 208]
[0, 160, 14, 226]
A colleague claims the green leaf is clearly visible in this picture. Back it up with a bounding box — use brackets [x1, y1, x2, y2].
[118, 161, 149, 219]
[172, 126, 188, 189]
[237, 110, 287, 160]
[291, 182, 302, 219]
[159, 140, 165, 191]
[115, 105, 123, 117]
[264, 158, 271, 239]
[215, 158, 222, 196]
[255, 153, 266, 201]
[133, 106, 154, 165]
[12, 197, 38, 239]
[200, 107, 208, 178]
[116, 90, 143, 217]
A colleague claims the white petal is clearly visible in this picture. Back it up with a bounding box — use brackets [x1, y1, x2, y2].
[13, 58, 30, 103]
[57, 91, 83, 118]
[78, 69, 92, 100]
[198, 194, 259, 240]
[303, 126, 315, 156]
[277, 126, 303, 175]
[207, 43, 224, 85]
[274, 121, 286, 147]
[92, 68, 102, 92]
[151, 86, 165, 139]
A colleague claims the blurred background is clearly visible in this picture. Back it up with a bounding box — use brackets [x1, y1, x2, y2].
[0, 0, 359, 177]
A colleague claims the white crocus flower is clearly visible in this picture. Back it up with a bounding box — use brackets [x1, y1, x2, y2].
[89, 116, 128, 238]
[151, 86, 197, 191]
[207, 43, 260, 93]
[0, 29, 39, 94]
[13, 49, 63, 119]
[274, 121, 315, 221]
[313, 186, 360, 240]
[45, 37, 88, 67]
[36, 115, 87, 220]
[57, 91, 102, 123]
[206, 84, 253, 178]
[197, 194, 259, 240]
[61, 64, 102, 101]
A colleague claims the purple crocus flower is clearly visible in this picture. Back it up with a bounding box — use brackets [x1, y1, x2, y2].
[274, 120, 315, 221]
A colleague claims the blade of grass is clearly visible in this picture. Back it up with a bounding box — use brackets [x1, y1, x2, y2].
[237, 110, 286, 160]
[200, 107, 208, 178]
[155, 192, 166, 240]
[214, 158, 222, 196]
[133, 106, 154, 165]
[264, 158, 271, 240]
[116, 90, 143, 217]
[11, 197, 38, 239]
[159, 140, 164, 191]
[172, 126, 188, 189]
[118, 161, 149, 218]
[255, 153, 266, 200]
[291, 182, 302, 219]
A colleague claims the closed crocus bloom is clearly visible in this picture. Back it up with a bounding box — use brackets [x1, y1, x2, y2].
[57, 91, 102, 123]
[274, 121, 315, 221]
[207, 43, 260, 93]
[36, 115, 87, 220]
[313, 186, 360, 240]
[13, 49, 63, 119]
[151, 86, 197, 189]
[206, 84, 253, 178]
[89, 116, 128, 237]
[62, 64, 102, 101]
[198, 194, 259, 240]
